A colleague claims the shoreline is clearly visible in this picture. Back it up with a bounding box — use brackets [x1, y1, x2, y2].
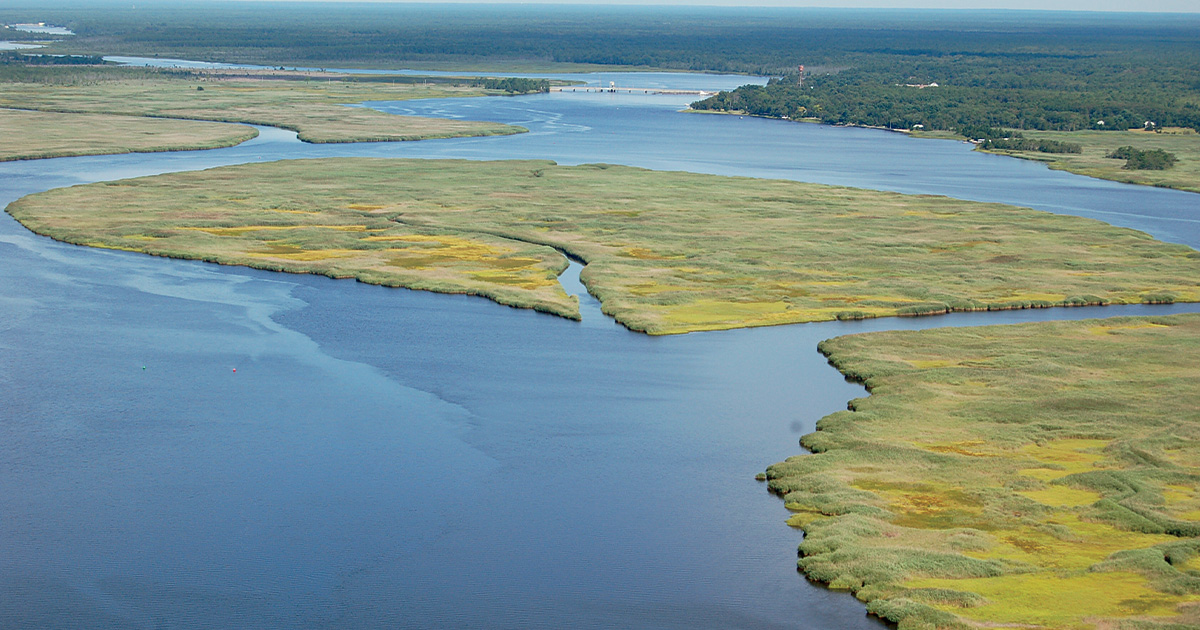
[4, 62, 1200, 628]
[0, 70, 532, 161]
[9, 158, 1199, 337]
[23, 227, 582, 321]
[0, 108, 261, 162]
[766, 313, 1200, 628]
[977, 145, 1200, 195]
[688, 107, 1200, 195]
[0, 106, 526, 160]
[11, 206, 1192, 338]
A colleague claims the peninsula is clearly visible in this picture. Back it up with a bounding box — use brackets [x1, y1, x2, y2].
[769, 314, 1200, 628]
[7, 158, 1199, 334]
[0, 66, 529, 160]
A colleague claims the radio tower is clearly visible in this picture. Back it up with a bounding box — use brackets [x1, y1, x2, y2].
[798, 64, 805, 88]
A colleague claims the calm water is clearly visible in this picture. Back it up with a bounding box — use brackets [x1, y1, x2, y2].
[105, 55, 765, 91]
[2, 74, 1199, 629]
[0, 41, 41, 51]
[9, 24, 73, 35]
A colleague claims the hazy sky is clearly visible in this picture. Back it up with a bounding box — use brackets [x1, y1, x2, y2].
[253, 0, 1200, 13]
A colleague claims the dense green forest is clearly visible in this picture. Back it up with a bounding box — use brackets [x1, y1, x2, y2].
[1, 2, 1197, 74]
[690, 27, 1200, 133]
[0, 52, 103, 65]
[3, 2, 1198, 133]
[690, 60, 1200, 133]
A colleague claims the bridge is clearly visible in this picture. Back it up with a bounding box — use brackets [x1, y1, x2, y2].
[550, 86, 716, 96]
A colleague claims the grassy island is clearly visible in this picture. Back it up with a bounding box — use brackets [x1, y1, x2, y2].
[8, 158, 1200, 334]
[0, 108, 258, 161]
[766, 314, 1200, 629]
[0, 67, 526, 159]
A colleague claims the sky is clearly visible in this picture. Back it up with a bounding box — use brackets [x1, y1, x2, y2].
[244, 0, 1200, 13]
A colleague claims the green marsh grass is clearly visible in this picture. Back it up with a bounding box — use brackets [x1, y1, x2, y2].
[0, 109, 258, 161]
[768, 314, 1200, 629]
[0, 66, 524, 156]
[972, 128, 1200, 194]
[8, 158, 1200, 333]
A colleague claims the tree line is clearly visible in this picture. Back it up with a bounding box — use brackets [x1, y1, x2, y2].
[691, 58, 1200, 136]
[4, 2, 1198, 137]
[8, 3, 1199, 78]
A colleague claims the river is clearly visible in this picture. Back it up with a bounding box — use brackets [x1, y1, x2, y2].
[2, 72, 1198, 629]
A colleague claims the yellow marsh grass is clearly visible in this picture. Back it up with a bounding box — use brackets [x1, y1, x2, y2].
[181, 224, 374, 236]
[7, 158, 1200, 334]
[906, 571, 1199, 626]
[6, 164, 577, 317]
[766, 314, 1200, 629]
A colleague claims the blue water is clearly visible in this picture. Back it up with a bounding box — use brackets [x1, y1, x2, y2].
[2, 73, 1199, 629]
[0, 41, 42, 50]
[9, 24, 73, 35]
[105, 56, 765, 92]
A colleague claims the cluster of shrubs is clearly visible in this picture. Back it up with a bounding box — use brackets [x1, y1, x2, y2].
[957, 125, 1012, 141]
[980, 137, 1082, 154]
[960, 126, 1082, 154]
[473, 77, 550, 94]
[1107, 146, 1178, 170]
[0, 52, 104, 65]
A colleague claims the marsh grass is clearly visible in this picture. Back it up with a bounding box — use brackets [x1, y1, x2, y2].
[0, 109, 258, 161]
[0, 67, 524, 156]
[767, 314, 1200, 629]
[974, 128, 1200, 194]
[8, 158, 1200, 333]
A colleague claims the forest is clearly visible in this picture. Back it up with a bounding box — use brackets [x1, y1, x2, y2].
[3, 2, 1196, 136]
[0, 52, 103, 65]
[0, 2, 1196, 76]
[690, 60, 1200, 133]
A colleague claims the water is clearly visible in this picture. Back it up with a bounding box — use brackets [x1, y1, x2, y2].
[361, 93, 1200, 246]
[0, 41, 41, 50]
[9, 24, 74, 35]
[2, 73, 1199, 629]
[104, 56, 765, 92]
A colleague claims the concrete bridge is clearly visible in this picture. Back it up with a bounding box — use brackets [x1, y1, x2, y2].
[551, 86, 716, 96]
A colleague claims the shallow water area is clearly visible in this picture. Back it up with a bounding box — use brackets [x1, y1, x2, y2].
[361, 92, 1200, 246]
[105, 55, 764, 91]
[9, 23, 73, 35]
[0, 40, 42, 50]
[2, 69, 1200, 629]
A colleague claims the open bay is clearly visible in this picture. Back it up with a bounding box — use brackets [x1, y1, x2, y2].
[2, 73, 1198, 628]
